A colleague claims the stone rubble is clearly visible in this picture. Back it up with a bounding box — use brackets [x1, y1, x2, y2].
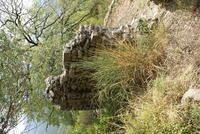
[181, 89, 200, 104]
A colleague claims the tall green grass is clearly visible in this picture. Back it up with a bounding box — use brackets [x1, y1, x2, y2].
[69, 1, 200, 133]
[77, 21, 168, 133]
[72, 19, 200, 134]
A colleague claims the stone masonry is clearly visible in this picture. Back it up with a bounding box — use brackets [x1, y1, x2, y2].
[45, 0, 168, 110]
[45, 24, 140, 110]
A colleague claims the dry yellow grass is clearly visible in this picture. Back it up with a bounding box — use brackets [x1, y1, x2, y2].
[79, 20, 169, 133]
[78, 1, 200, 132]
[122, 64, 199, 134]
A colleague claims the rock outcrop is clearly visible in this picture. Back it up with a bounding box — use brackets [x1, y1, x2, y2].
[181, 89, 200, 104]
[45, 24, 140, 110]
[45, 3, 166, 110]
[45, 0, 200, 110]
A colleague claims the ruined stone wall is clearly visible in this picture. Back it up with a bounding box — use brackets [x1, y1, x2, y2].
[45, 0, 200, 110]
[45, 24, 140, 110]
[45, 0, 171, 111]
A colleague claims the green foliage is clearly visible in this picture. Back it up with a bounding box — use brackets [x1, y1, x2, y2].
[26, 39, 73, 125]
[81, 0, 110, 25]
[138, 20, 151, 34]
[0, 30, 31, 133]
[0, 0, 110, 133]
[67, 111, 103, 134]
[4, 0, 200, 134]
[22, 0, 109, 127]
[25, 43, 73, 126]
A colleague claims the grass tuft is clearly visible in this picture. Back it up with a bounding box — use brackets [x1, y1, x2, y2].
[79, 20, 168, 133]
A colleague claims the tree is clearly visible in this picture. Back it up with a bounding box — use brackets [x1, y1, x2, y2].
[0, 0, 107, 47]
[0, 30, 31, 134]
[0, 0, 109, 133]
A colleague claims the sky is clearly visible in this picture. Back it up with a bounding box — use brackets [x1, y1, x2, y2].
[9, 116, 26, 134]
[9, 119, 59, 134]
[23, 0, 34, 9]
